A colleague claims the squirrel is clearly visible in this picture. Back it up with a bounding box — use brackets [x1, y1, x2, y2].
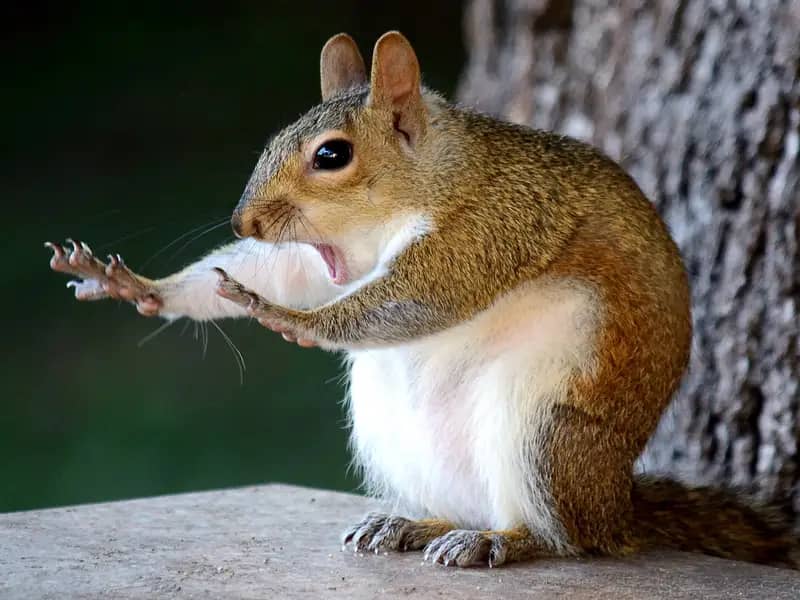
[45, 31, 798, 569]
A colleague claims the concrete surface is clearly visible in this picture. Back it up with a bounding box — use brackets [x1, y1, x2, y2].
[2, 483, 799, 599]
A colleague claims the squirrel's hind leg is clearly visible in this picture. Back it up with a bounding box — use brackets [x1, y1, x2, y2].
[342, 513, 454, 554]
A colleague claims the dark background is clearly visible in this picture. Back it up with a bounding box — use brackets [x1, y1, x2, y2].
[2, 2, 463, 511]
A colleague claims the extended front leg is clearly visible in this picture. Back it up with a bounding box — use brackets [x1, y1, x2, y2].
[45, 238, 339, 323]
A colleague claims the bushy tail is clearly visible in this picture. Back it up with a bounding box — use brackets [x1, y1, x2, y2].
[632, 475, 799, 569]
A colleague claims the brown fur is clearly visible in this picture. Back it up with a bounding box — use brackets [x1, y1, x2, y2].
[632, 477, 798, 567]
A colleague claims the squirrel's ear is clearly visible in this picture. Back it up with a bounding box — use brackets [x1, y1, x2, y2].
[369, 31, 425, 145]
[320, 33, 367, 101]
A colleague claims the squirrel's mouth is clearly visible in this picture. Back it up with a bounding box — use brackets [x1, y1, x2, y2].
[311, 243, 347, 285]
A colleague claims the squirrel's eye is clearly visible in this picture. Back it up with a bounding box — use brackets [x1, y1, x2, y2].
[313, 139, 352, 170]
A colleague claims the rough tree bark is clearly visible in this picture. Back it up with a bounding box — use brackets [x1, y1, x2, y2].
[459, 0, 800, 508]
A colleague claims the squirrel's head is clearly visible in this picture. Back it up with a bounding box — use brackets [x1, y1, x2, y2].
[232, 31, 439, 285]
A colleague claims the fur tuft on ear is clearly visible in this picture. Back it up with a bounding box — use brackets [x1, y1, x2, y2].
[369, 31, 426, 145]
[320, 33, 367, 101]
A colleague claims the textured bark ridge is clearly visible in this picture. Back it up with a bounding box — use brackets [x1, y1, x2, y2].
[459, 0, 800, 508]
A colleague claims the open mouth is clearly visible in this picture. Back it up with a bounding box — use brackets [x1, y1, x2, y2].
[311, 243, 347, 285]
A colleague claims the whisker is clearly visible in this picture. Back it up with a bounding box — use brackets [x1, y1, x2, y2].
[231, 237, 255, 284]
[324, 371, 350, 386]
[249, 238, 262, 282]
[261, 205, 292, 240]
[265, 208, 293, 273]
[255, 205, 291, 270]
[96, 226, 158, 252]
[277, 208, 296, 246]
[137, 318, 178, 347]
[294, 220, 315, 307]
[209, 319, 246, 385]
[297, 210, 325, 242]
[297, 212, 322, 242]
[296, 219, 316, 307]
[271, 210, 296, 275]
[73, 207, 124, 224]
[179, 319, 191, 337]
[139, 216, 229, 270]
[286, 221, 297, 305]
[165, 220, 231, 265]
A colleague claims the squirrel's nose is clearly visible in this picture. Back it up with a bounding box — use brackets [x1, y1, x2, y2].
[231, 213, 247, 239]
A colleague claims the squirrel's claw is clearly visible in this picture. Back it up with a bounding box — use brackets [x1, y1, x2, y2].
[341, 512, 389, 553]
[46, 239, 110, 300]
[44, 241, 65, 262]
[214, 267, 273, 315]
[46, 239, 106, 281]
[105, 252, 152, 303]
[66, 238, 107, 280]
[45, 241, 71, 274]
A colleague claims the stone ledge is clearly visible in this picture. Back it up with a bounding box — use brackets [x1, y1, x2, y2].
[2, 483, 799, 599]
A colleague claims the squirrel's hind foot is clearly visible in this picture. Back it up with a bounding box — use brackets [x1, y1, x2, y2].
[423, 529, 508, 567]
[342, 513, 454, 555]
[423, 526, 547, 568]
[341, 515, 543, 567]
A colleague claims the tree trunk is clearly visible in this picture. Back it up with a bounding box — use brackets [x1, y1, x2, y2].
[459, 0, 800, 508]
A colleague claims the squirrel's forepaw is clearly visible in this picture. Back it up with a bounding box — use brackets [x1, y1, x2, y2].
[45, 239, 162, 315]
[213, 267, 268, 312]
[423, 530, 508, 568]
[213, 268, 317, 348]
[46, 239, 108, 300]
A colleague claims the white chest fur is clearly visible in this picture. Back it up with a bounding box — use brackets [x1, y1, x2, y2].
[346, 277, 600, 550]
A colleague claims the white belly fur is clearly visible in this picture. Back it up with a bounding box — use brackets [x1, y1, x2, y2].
[346, 276, 600, 552]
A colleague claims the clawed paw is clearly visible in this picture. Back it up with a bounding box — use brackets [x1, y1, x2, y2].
[213, 268, 316, 347]
[213, 267, 268, 313]
[45, 239, 162, 315]
[341, 513, 435, 554]
[342, 514, 510, 567]
[423, 530, 508, 568]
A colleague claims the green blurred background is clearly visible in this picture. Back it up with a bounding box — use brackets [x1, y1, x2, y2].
[3, 2, 463, 511]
